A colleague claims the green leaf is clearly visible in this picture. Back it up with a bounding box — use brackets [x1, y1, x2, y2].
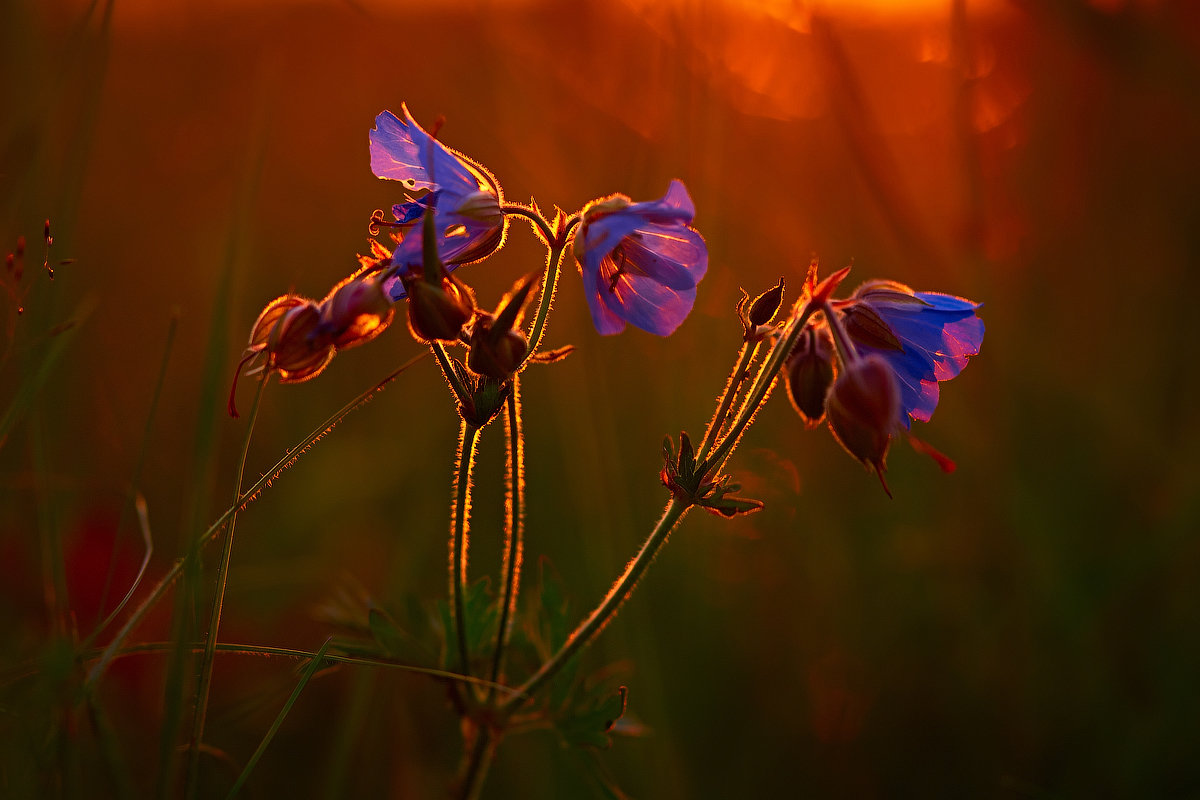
[367, 606, 433, 664]
[463, 575, 499, 654]
[556, 685, 628, 750]
[698, 494, 765, 518]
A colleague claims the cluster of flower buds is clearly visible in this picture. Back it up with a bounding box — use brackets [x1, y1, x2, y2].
[779, 265, 984, 494]
[228, 271, 394, 416]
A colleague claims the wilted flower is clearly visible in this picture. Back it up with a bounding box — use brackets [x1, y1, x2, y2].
[370, 105, 506, 300]
[825, 355, 902, 496]
[835, 281, 984, 429]
[319, 274, 394, 350]
[574, 180, 707, 336]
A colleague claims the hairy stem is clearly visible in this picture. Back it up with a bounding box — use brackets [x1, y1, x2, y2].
[451, 421, 481, 680]
[499, 496, 691, 715]
[487, 377, 524, 698]
[698, 303, 818, 476]
[694, 340, 759, 463]
[186, 372, 268, 800]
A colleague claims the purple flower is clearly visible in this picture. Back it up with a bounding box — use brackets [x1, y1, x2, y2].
[574, 180, 708, 336]
[369, 105, 506, 299]
[838, 280, 984, 429]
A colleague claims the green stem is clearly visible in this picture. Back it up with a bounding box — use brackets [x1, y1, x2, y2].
[457, 723, 496, 800]
[451, 421, 481, 680]
[487, 377, 524, 698]
[698, 303, 818, 477]
[520, 218, 580, 369]
[500, 205, 555, 243]
[431, 340, 472, 406]
[186, 371, 268, 800]
[82, 351, 428, 691]
[499, 496, 691, 715]
[694, 340, 758, 463]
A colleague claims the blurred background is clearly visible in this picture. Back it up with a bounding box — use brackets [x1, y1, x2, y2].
[3, 0, 1199, 796]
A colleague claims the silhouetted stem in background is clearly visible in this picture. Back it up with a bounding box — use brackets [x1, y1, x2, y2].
[451, 421, 481, 680]
[499, 496, 691, 716]
[186, 371, 268, 800]
[82, 351, 428, 691]
[457, 722, 496, 800]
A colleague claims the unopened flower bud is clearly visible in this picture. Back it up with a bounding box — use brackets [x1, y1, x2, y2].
[403, 271, 474, 343]
[320, 275, 394, 350]
[269, 300, 335, 382]
[468, 315, 528, 379]
[825, 355, 901, 496]
[785, 324, 835, 427]
[465, 269, 540, 379]
[738, 278, 785, 342]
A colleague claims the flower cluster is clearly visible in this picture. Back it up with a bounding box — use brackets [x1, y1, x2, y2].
[784, 267, 984, 493]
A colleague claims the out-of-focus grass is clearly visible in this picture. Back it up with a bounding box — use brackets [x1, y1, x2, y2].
[3, 0, 1200, 797]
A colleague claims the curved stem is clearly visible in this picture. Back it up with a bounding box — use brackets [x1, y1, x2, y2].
[451, 421, 481, 680]
[500, 204, 555, 243]
[186, 372, 268, 799]
[499, 496, 691, 716]
[82, 351, 428, 692]
[487, 377, 524, 698]
[520, 217, 580, 370]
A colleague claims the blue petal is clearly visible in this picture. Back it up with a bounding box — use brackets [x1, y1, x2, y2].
[580, 250, 628, 335]
[622, 224, 707, 290]
[609, 270, 697, 336]
[369, 109, 437, 191]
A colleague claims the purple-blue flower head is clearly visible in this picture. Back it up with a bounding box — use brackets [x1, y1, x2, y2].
[369, 105, 506, 299]
[574, 180, 708, 336]
[837, 280, 984, 429]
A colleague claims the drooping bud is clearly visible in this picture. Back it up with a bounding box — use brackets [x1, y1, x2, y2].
[266, 300, 335, 382]
[785, 324, 836, 427]
[467, 315, 528, 379]
[402, 207, 476, 342]
[825, 355, 901, 496]
[319, 274, 394, 350]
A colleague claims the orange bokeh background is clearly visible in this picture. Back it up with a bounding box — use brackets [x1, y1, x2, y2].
[3, 0, 1199, 796]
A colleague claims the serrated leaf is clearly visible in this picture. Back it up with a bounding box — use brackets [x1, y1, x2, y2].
[463, 576, 499, 654]
[556, 685, 628, 750]
[698, 495, 765, 518]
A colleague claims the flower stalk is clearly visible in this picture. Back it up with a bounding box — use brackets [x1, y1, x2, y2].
[498, 496, 691, 716]
[487, 376, 524, 699]
[450, 420, 481, 680]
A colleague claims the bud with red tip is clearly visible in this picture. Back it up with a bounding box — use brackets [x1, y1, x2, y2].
[785, 324, 836, 427]
[825, 355, 901, 496]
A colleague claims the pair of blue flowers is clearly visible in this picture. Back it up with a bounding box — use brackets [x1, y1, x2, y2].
[368, 105, 983, 433]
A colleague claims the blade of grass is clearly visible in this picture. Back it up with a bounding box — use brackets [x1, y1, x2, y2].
[186, 373, 268, 799]
[224, 637, 334, 799]
[92, 312, 177, 637]
[82, 350, 429, 691]
[0, 299, 92, 451]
